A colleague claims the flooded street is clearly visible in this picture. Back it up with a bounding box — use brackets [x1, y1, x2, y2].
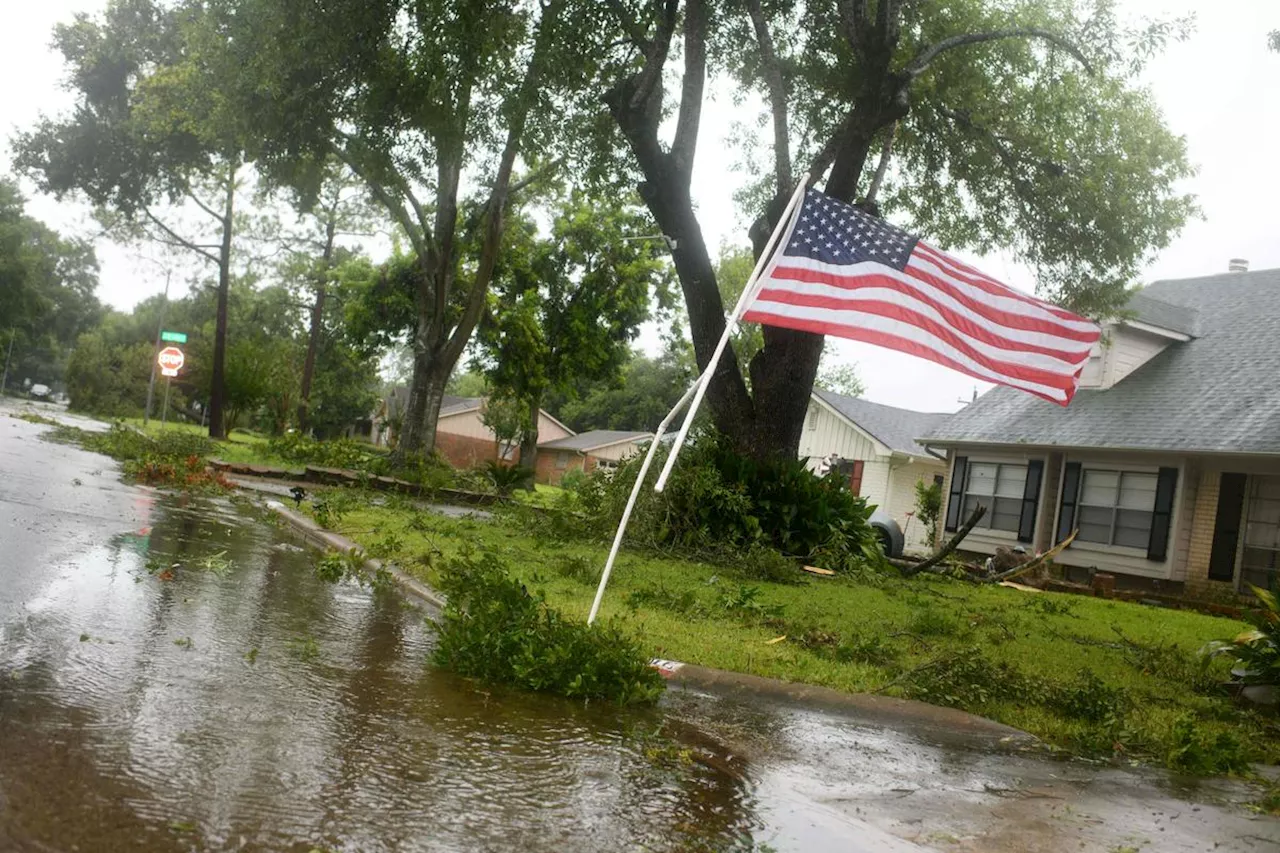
[2, 402, 1278, 852]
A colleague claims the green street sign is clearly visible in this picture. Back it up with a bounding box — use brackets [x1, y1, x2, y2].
[160, 331, 188, 343]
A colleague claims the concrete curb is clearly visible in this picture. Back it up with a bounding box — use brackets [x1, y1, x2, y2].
[265, 500, 447, 614]
[259, 493, 1037, 749]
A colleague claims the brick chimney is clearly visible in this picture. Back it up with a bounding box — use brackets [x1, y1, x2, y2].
[1229, 258, 1249, 273]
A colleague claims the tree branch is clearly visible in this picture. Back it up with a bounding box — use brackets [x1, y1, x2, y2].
[899, 504, 986, 577]
[140, 208, 220, 265]
[336, 147, 428, 261]
[862, 121, 896, 206]
[670, 0, 706, 179]
[905, 28, 1092, 79]
[745, 0, 791, 197]
[834, 0, 869, 59]
[184, 187, 226, 225]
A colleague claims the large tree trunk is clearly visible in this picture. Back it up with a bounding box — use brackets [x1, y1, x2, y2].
[207, 162, 236, 440]
[296, 282, 325, 434]
[517, 393, 540, 488]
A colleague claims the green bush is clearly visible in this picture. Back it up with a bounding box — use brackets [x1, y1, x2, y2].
[266, 432, 390, 473]
[575, 433, 883, 574]
[484, 460, 532, 495]
[431, 550, 665, 705]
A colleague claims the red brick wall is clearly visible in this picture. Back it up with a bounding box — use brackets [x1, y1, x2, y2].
[535, 449, 585, 484]
[435, 432, 502, 469]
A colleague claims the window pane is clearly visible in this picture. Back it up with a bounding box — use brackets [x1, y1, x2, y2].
[1241, 546, 1280, 577]
[962, 495, 989, 528]
[1247, 497, 1280, 527]
[1080, 470, 1119, 507]
[966, 463, 997, 496]
[990, 497, 1022, 532]
[995, 464, 1027, 498]
[1076, 505, 1113, 543]
[1252, 475, 1280, 501]
[1115, 509, 1153, 549]
[1118, 472, 1158, 511]
[1245, 521, 1280, 550]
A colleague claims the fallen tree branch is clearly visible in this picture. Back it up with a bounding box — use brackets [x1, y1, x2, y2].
[898, 505, 986, 577]
[992, 529, 1077, 583]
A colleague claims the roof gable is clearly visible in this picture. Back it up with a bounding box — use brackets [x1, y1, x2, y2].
[925, 267, 1280, 455]
[813, 389, 950, 457]
[538, 429, 652, 452]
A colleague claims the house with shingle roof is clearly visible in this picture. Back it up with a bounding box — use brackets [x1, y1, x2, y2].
[922, 263, 1280, 595]
[536, 430, 654, 484]
[800, 389, 951, 553]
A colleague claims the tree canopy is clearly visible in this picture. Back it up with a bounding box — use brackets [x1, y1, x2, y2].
[597, 0, 1195, 460]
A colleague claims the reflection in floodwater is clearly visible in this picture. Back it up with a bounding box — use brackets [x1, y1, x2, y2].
[0, 495, 765, 852]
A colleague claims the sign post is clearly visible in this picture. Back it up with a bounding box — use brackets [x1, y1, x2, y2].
[156, 346, 185, 428]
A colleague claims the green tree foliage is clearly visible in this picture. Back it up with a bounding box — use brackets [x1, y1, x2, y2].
[598, 0, 1196, 461]
[549, 349, 696, 434]
[814, 349, 866, 398]
[478, 191, 673, 472]
[0, 178, 103, 391]
[14, 0, 251, 437]
[205, 0, 611, 461]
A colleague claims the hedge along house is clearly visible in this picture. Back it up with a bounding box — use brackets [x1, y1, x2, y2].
[535, 430, 653, 485]
[798, 389, 950, 553]
[923, 263, 1280, 596]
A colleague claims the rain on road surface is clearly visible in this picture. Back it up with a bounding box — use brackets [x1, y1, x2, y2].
[2, 400, 1277, 852]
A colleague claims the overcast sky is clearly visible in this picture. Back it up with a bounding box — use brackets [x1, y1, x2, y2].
[3, 1, 1278, 413]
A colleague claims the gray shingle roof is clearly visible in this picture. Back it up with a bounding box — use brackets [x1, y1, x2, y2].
[1126, 292, 1199, 336]
[538, 430, 652, 452]
[924, 267, 1280, 455]
[814, 389, 951, 457]
[439, 396, 483, 416]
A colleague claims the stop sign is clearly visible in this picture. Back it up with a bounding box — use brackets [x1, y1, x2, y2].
[158, 346, 185, 377]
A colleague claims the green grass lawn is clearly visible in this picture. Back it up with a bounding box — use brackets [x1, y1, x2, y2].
[319, 495, 1279, 774]
[115, 417, 279, 466]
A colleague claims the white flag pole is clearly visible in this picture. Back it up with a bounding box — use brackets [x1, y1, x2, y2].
[653, 175, 811, 492]
[587, 378, 702, 625]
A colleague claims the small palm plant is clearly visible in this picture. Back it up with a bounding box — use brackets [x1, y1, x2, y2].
[1203, 585, 1280, 697]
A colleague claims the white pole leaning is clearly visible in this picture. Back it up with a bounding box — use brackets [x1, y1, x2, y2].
[653, 175, 811, 493]
[586, 378, 701, 625]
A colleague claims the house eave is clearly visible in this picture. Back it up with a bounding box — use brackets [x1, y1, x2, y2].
[1120, 318, 1193, 342]
[921, 437, 1280, 459]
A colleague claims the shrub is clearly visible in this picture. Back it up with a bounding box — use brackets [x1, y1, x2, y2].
[266, 432, 390, 473]
[1203, 585, 1280, 685]
[484, 460, 532, 495]
[577, 433, 884, 575]
[1165, 714, 1251, 775]
[431, 550, 665, 705]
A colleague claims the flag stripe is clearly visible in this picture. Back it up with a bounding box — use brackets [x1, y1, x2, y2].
[766, 259, 1097, 359]
[752, 286, 1087, 377]
[745, 296, 1081, 393]
[905, 254, 1099, 338]
[742, 304, 1072, 403]
[913, 243, 1085, 324]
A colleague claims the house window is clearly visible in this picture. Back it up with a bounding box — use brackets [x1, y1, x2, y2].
[1242, 475, 1280, 591]
[555, 452, 570, 469]
[806, 408, 818, 431]
[961, 462, 1026, 533]
[1073, 469, 1158, 548]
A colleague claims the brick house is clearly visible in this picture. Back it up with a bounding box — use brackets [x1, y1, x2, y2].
[922, 264, 1280, 596]
[798, 389, 949, 553]
[373, 394, 576, 468]
[535, 430, 653, 485]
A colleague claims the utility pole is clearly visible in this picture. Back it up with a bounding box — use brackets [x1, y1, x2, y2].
[144, 270, 172, 425]
[0, 328, 15, 396]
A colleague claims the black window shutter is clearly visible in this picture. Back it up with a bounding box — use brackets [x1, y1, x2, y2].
[1057, 462, 1082, 544]
[944, 456, 968, 532]
[1147, 467, 1179, 562]
[1018, 460, 1044, 543]
[1208, 473, 1247, 581]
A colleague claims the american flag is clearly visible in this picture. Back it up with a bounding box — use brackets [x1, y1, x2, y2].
[742, 189, 1101, 405]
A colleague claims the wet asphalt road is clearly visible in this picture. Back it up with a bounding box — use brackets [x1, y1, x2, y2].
[1, 398, 1278, 853]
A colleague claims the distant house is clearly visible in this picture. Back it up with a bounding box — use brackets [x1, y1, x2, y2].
[535, 430, 653, 485]
[799, 389, 950, 553]
[923, 264, 1280, 596]
[369, 391, 575, 468]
